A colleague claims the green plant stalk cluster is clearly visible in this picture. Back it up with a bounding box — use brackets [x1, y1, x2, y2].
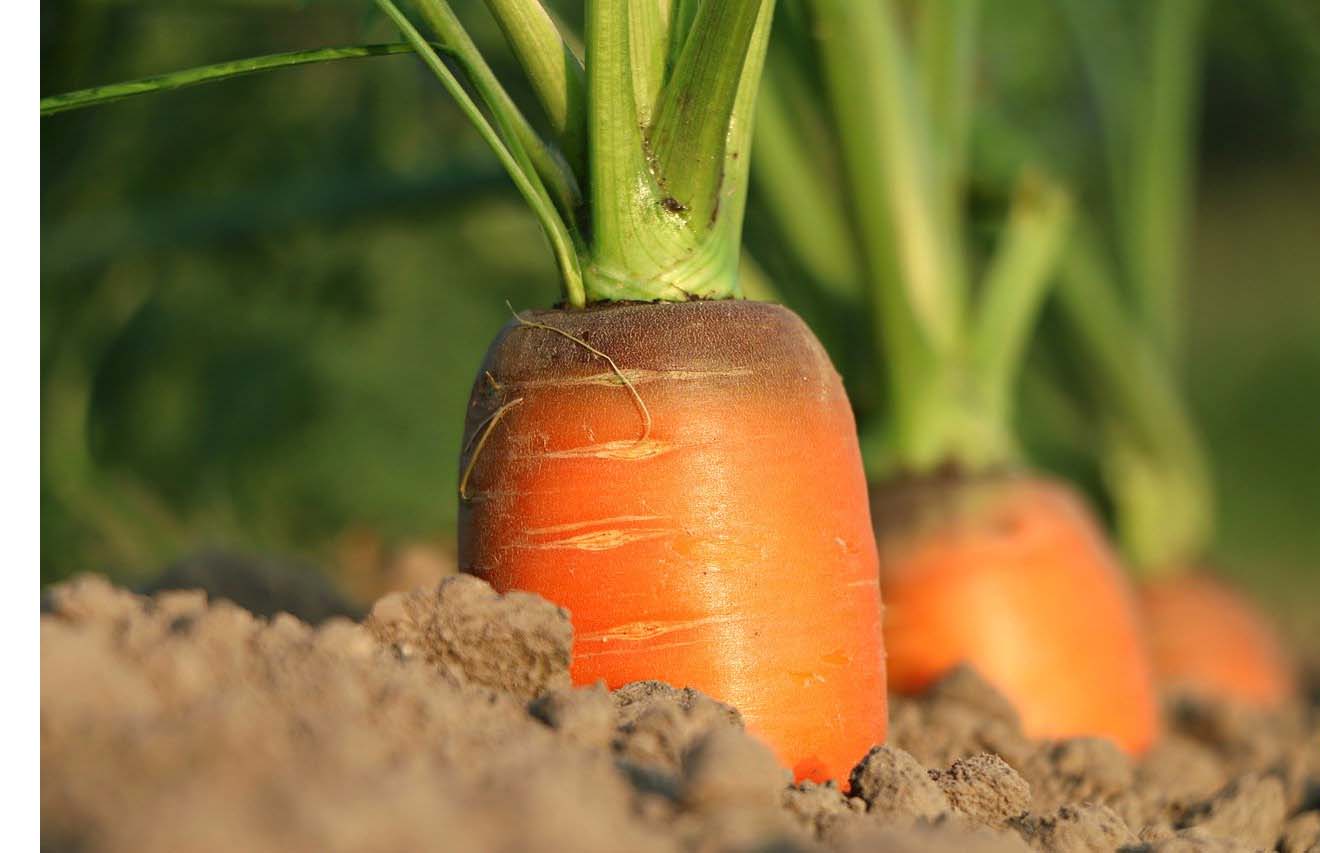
[758, 0, 1072, 476]
[393, 0, 776, 306]
[1056, 0, 1214, 575]
[41, 0, 778, 309]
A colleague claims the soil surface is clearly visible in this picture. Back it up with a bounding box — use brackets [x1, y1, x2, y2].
[42, 574, 1320, 852]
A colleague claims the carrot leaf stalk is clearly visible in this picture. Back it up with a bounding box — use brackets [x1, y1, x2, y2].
[751, 54, 862, 303]
[585, 0, 774, 303]
[1056, 229, 1213, 578]
[375, 0, 586, 307]
[801, 0, 1067, 475]
[404, 0, 582, 220]
[480, 0, 588, 174]
[1053, 0, 1213, 576]
[915, 0, 981, 272]
[972, 172, 1074, 432]
[1124, 0, 1206, 362]
[39, 44, 421, 116]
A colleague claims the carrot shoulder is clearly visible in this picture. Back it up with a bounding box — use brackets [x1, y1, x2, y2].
[459, 300, 887, 783]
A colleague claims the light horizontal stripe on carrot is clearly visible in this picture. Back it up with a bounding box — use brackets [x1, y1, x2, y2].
[522, 515, 669, 535]
[577, 614, 747, 643]
[537, 439, 673, 460]
[516, 528, 677, 551]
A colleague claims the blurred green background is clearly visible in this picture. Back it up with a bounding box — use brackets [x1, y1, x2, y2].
[41, 1, 1319, 620]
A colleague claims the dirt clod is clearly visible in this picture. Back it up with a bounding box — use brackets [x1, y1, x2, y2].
[936, 753, 1033, 827]
[681, 727, 791, 810]
[1014, 803, 1139, 852]
[613, 681, 744, 775]
[890, 667, 1036, 770]
[365, 574, 572, 701]
[1022, 737, 1135, 814]
[849, 744, 951, 821]
[781, 781, 859, 839]
[530, 683, 616, 748]
[1177, 773, 1287, 850]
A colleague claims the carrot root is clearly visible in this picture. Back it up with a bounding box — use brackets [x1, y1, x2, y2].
[873, 473, 1160, 755]
[459, 300, 888, 783]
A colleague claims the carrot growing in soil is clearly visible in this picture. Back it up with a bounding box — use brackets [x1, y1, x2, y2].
[1047, 0, 1294, 707]
[41, 0, 888, 783]
[406, 0, 890, 784]
[439, 0, 886, 784]
[752, 0, 1159, 753]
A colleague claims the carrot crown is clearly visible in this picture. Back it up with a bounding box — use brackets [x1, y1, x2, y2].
[381, 0, 775, 307]
[755, 1, 1072, 477]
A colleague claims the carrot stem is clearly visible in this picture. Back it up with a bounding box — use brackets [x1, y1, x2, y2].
[1056, 228, 1213, 574]
[650, 0, 768, 231]
[480, 0, 588, 176]
[40, 43, 419, 116]
[627, 0, 671, 128]
[915, 0, 981, 301]
[972, 171, 1073, 431]
[581, 0, 677, 299]
[1051, 0, 1213, 572]
[752, 53, 863, 303]
[408, 0, 582, 223]
[375, 0, 585, 307]
[807, 0, 1055, 474]
[1124, 0, 1206, 361]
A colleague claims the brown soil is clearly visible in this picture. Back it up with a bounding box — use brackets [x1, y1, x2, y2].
[42, 574, 1320, 852]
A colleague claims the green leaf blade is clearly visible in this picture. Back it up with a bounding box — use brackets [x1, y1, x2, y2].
[41, 43, 417, 116]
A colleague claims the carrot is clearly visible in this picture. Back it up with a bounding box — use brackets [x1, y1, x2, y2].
[875, 475, 1158, 752]
[385, 0, 888, 783]
[1140, 574, 1294, 708]
[460, 301, 885, 781]
[754, 1, 1161, 753]
[397, 0, 885, 783]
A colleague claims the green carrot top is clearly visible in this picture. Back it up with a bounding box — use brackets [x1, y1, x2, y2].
[42, 0, 778, 309]
[353, 0, 776, 308]
[754, 0, 1073, 477]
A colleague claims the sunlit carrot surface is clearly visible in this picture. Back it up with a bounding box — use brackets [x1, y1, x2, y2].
[874, 474, 1159, 755]
[1141, 573, 1294, 709]
[459, 300, 887, 783]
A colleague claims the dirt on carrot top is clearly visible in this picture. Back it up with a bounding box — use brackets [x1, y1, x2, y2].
[41, 574, 1320, 853]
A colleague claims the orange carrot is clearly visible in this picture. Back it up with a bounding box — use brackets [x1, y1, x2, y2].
[459, 301, 887, 783]
[1141, 573, 1294, 708]
[875, 474, 1160, 755]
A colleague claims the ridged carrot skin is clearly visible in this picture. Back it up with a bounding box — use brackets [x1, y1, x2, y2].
[1141, 573, 1294, 709]
[458, 300, 887, 783]
[874, 474, 1160, 755]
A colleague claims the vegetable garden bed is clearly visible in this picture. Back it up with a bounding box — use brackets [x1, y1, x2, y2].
[41, 573, 1320, 852]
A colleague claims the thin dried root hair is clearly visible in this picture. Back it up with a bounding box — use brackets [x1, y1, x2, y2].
[459, 396, 524, 500]
[507, 303, 653, 443]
